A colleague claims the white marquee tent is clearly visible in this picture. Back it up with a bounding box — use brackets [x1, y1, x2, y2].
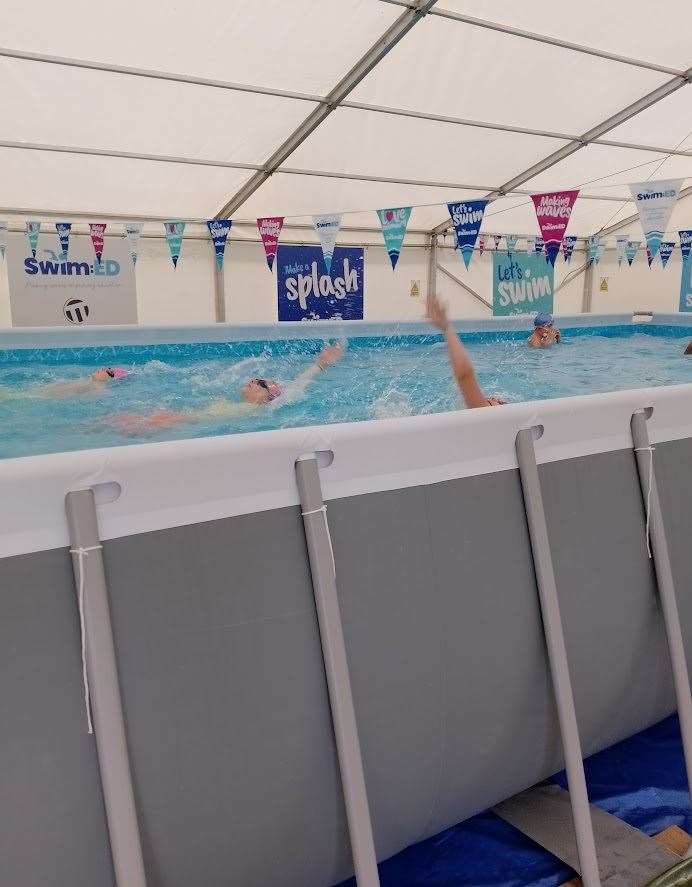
[0, 0, 691, 322]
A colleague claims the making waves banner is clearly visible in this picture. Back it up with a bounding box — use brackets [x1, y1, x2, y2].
[492, 250, 554, 317]
[377, 207, 411, 270]
[447, 200, 488, 269]
[257, 217, 284, 271]
[531, 190, 579, 266]
[89, 223, 107, 265]
[630, 178, 683, 260]
[276, 244, 364, 322]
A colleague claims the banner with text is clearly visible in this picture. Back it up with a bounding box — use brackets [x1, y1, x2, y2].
[562, 235, 577, 263]
[312, 214, 342, 274]
[56, 222, 72, 261]
[492, 250, 554, 317]
[630, 178, 683, 260]
[89, 223, 107, 264]
[680, 230, 692, 262]
[257, 217, 284, 271]
[659, 241, 674, 269]
[531, 189, 579, 266]
[164, 221, 185, 269]
[377, 206, 411, 270]
[276, 244, 364, 321]
[124, 223, 142, 266]
[7, 231, 138, 326]
[616, 235, 628, 267]
[206, 219, 232, 271]
[447, 200, 487, 269]
[626, 240, 640, 266]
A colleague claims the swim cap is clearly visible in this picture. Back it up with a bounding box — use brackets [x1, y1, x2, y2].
[534, 312, 554, 327]
[266, 381, 282, 401]
[109, 367, 128, 379]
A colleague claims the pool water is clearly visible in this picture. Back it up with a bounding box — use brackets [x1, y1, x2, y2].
[1, 324, 691, 460]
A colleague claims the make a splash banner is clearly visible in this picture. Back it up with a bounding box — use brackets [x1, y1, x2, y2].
[312, 214, 342, 274]
[377, 206, 411, 270]
[630, 178, 683, 260]
[616, 235, 628, 267]
[276, 244, 364, 322]
[562, 235, 577, 263]
[256, 217, 284, 271]
[56, 223, 72, 262]
[626, 240, 640, 266]
[124, 223, 142, 266]
[680, 230, 692, 262]
[505, 234, 518, 253]
[164, 221, 185, 269]
[0, 222, 7, 261]
[89, 223, 107, 265]
[447, 200, 487, 269]
[206, 220, 232, 271]
[492, 250, 554, 317]
[530, 190, 579, 266]
[659, 241, 675, 269]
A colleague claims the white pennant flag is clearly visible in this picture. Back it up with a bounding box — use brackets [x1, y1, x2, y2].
[0, 221, 7, 261]
[629, 179, 683, 260]
[124, 223, 143, 266]
[312, 214, 342, 273]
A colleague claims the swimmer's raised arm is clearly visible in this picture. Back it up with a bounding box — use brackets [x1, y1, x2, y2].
[280, 343, 345, 402]
[426, 294, 504, 408]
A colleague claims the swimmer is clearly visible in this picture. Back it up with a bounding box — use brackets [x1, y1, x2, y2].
[1, 367, 128, 399]
[110, 343, 345, 435]
[426, 293, 506, 408]
[684, 342, 692, 355]
[528, 312, 561, 348]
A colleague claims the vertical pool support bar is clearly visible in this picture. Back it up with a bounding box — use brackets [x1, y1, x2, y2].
[295, 456, 381, 887]
[515, 429, 602, 887]
[631, 409, 692, 859]
[65, 489, 147, 887]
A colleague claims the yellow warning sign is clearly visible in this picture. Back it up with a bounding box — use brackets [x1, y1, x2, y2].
[410, 280, 421, 298]
[599, 277, 609, 292]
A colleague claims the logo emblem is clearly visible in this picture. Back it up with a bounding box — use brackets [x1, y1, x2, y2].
[63, 298, 90, 324]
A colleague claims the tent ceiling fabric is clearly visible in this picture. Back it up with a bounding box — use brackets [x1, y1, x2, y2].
[0, 0, 689, 233]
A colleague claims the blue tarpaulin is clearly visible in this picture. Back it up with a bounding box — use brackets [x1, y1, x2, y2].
[337, 715, 691, 887]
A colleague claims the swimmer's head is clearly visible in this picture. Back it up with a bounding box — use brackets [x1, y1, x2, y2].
[92, 367, 128, 382]
[241, 377, 282, 405]
[534, 312, 554, 329]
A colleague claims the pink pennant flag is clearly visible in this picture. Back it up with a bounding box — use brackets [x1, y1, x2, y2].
[256, 217, 284, 271]
[478, 234, 485, 256]
[89, 223, 107, 264]
[531, 190, 579, 265]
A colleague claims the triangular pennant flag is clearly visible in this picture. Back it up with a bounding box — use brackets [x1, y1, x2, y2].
[616, 235, 629, 267]
[530, 190, 579, 266]
[56, 222, 72, 261]
[525, 235, 536, 255]
[587, 236, 600, 263]
[493, 234, 502, 250]
[312, 214, 342, 273]
[505, 234, 518, 254]
[124, 223, 142, 266]
[629, 178, 683, 260]
[646, 245, 654, 267]
[0, 221, 7, 261]
[206, 220, 232, 271]
[376, 207, 412, 270]
[535, 237, 545, 256]
[25, 220, 41, 258]
[447, 200, 488, 269]
[478, 234, 486, 256]
[164, 221, 185, 269]
[89, 223, 107, 265]
[562, 235, 577, 263]
[256, 217, 284, 271]
[679, 230, 692, 262]
[659, 241, 675, 268]
[625, 240, 640, 267]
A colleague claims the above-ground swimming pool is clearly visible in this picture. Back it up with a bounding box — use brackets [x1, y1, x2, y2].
[1, 314, 692, 459]
[3, 313, 692, 887]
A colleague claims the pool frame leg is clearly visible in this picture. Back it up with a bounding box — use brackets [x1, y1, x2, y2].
[295, 456, 380, 887]
[65, 489, 147, 887]
[631, 410, 692, 858]
[515, 429, 602, 887]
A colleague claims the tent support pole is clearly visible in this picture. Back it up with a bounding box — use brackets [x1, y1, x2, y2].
[581, 260, 594, 313]
[515, 429, 601, 887]
[427, 234, 437, 298]
[213, 261, 225, 323]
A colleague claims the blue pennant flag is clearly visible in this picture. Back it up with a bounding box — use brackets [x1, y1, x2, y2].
[377, 207, 412, 270]
[562, 235, 577, 263]
[447, 200, 488, 269]
[56, 222, 72, 261]
[679, 230, 692, 262]
[659, 241, 675, 268]
[535, 237, 544, 256]
[206, 219, 232, 271]
[625, 240, 640, 266]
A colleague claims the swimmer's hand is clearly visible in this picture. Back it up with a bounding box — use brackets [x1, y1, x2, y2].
[316, 343, 344, 369]
[107, 409, 188, 436]
[426, 293, 450, 331]
[486, 396, 507, 406]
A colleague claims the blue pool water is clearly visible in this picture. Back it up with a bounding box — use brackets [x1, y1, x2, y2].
[1, 323, 691, 460]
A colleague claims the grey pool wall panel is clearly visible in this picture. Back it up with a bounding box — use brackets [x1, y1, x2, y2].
[2, 434, 690, 887]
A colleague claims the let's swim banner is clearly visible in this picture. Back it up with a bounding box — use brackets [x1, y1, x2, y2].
[562, 235, 577, 263]
[257, 217, 284, 271]
[206, 219, 232, 271]
[680, 230, 692, 262]
[530, 190, 579, 266]
[276, 244, 364, 322]
[447, 200, 488, 269]
[56, 222, 72, 261]
[630, 178, 683, 260]
[312, 214, 342, 274]
[377, 207, 411, 270]
[492, 250, 554, 317]
[659, 241, 675, 269]
[164, 221, 185, 269]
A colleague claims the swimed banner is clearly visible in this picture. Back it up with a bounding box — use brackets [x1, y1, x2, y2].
[6, 230, 138, 326]
[492, 250, 554, 317]
[276, 244, 364, 321]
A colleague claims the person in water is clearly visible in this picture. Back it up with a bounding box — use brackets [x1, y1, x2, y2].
[528, 312, 561, 348]
[111, 343, 345, 435]
[426, 293, 506, 408]
[3, 366, 128, 399]
[684, 342, 692, 355]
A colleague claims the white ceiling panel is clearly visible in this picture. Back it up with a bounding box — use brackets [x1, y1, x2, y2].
[604, 87, 692, 149]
